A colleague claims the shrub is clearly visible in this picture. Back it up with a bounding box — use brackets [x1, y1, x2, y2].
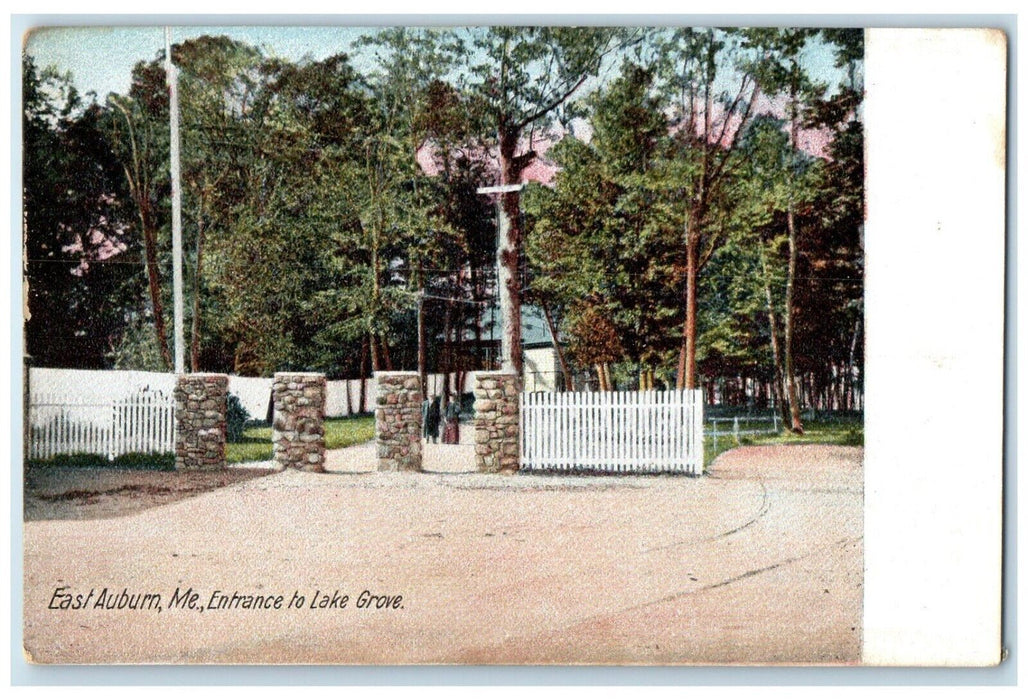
[110, 452, 176, 470]
[26, 452, 175, 470]
[226, 393, 250, 442]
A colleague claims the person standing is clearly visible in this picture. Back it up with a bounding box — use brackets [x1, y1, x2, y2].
[443, 395, 461, 444]
[425, 395, 442, 443]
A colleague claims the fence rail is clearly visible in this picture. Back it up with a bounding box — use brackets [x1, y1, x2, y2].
[520, 389, 704, 475]
[29, 389, 175, 460]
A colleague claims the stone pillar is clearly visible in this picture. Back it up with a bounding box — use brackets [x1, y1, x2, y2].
[272, 372, 326, 472]
[474, 372, 521, 473]
[374, 371, 422, 472]
[174, 373, 229, 470]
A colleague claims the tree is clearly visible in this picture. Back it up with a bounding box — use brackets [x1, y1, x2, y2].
[452, 27, 632, 375]
[356, 29, 470, 395]
[650, 28, 765, 390]
[23, 56, 141, 368]
[748, 28, 823, 432]
[298, 49, 451, 376]
[172, 35, 263, 371]
[106, 87, 173, 368]
[524, 62, 681, 390]
[800, 29, 864, 412]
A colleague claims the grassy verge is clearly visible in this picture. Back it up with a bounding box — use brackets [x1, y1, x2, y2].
[226, 414, 375, 464]
[704, 418, 863, 469]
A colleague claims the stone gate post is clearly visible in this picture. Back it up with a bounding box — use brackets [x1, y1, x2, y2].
[174, 373, 229, 470]
[474, 372, 521, 473]
[272, 372, 327, 472]
[374, 371, 423, 472]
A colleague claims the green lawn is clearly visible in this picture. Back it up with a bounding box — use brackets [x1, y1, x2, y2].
[703, 417, 863, 469]
[226, 414, 376, 464]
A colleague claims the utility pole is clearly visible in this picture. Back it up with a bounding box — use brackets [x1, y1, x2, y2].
[477, 183, 524, 375]
[416, 289, 426, 399]
[165, 27, 185, 374]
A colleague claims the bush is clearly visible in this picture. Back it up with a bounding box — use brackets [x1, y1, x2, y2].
[110, 452, 176, 470]
[26, 452, 175, 470]
[226, 393, 250, 442]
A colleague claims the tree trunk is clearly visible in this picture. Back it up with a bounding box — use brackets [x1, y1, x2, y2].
[358, 336, 369, 414]
[497, 125, 524, 376]
[760, 252, 790, 427]
[783, 204, 803, 434]
[540, 303, 574, 391]
[369, 332, 380, 373]
[849, 316, 861, 412]
[676, 228, 699, 390]
[111, 99, 172, 371]
[783, 88, 804, 434]
[141, 215, 173, 371]
[189, 207, 205, 372]
[380, 334, 393, 371]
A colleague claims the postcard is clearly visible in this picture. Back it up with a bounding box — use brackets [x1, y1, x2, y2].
[16, 23, 1006, 668]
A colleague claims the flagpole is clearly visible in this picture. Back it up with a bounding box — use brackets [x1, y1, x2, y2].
[165, 27, 185, 374]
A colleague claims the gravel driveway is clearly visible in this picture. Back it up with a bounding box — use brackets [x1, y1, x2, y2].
[22, 443, 862, 664]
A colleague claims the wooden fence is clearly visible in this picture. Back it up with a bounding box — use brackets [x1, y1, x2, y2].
[520, 389, 704, 475]
[29, 389, 175, 460]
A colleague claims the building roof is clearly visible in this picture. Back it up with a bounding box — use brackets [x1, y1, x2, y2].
[478, 304, 559, 349]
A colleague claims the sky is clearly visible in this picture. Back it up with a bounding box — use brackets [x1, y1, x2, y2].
[24, 25, 379, 99]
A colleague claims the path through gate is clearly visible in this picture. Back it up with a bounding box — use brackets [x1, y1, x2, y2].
[520, 389, 704, 475]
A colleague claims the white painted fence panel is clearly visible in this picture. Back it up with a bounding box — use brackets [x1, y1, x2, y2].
[520, 389, 704, 475]
[29, 389, 175, 460]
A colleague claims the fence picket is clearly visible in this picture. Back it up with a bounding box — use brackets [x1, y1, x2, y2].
[519, 389, 705, 474]
[29, 388, 175, 462]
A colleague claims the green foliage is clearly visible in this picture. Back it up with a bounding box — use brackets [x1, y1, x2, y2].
[24, 28, 863, 407]
[27, 452, 175, 470]
[107, 316, 168, 371]
[23, 55, 142, 368]
[524, 63, 683, 374]
[458, 27, 633, 133]
[112, 452, 176, 470]
[226, 393, 249, 442]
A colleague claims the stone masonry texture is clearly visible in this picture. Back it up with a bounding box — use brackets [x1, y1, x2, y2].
[174, 374, 228, 471]
[375, 372, 423, 472]
[272, 373, 327, 472]
[474, 372, 521, 473]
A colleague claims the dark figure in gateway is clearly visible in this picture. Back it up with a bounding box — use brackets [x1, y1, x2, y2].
[423, 395, 441, 443]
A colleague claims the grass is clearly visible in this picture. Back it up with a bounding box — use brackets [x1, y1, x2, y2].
[26, 416, 377, 468]
[703, 417, 864, 469]
[225, 414, 376, 464]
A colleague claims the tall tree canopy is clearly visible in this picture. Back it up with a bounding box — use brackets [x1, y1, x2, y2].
[24, 27, 864, 416]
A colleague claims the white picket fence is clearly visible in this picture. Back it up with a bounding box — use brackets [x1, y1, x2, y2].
[520, 389, 704, 475]
[29, 389, 175, 460]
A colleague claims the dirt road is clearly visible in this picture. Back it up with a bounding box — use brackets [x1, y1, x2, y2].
[22, 443, 862, 664]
